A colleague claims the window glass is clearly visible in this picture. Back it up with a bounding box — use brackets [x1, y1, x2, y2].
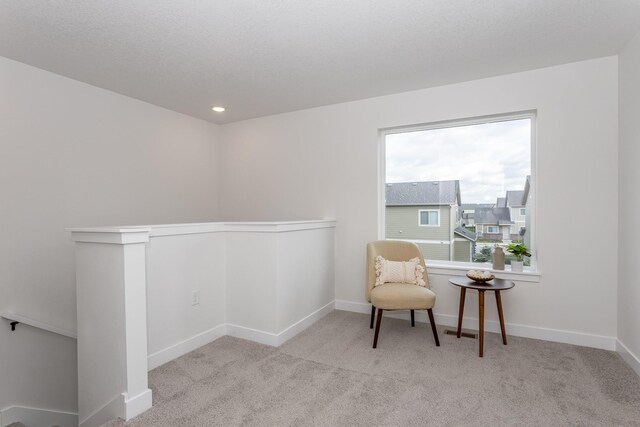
[384, 115, 532, 266]
[419, 210, 439, 225]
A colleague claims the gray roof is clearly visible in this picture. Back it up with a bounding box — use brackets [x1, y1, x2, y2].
[475, 207, 513, 225]
[386, 180, 460, 206]
[454, 226, 477, 241]
[496, 197, 507, 208]
[460, 203, 494, 210]
[460, 203, 494, 221]
[506, 190, 525, 207]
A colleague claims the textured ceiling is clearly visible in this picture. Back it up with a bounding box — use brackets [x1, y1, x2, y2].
[1, 1, 640, 124]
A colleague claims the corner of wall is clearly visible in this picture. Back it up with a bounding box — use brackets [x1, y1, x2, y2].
[617, 27, 640, 375]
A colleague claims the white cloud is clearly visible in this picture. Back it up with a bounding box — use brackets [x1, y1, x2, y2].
[385, 118, 531, 203]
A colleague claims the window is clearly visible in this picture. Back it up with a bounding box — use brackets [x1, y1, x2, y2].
[419, 210, 439, 226]
[382, 112, 534, 267]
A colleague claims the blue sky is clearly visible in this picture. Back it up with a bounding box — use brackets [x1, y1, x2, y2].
[385, 118, 531, 204]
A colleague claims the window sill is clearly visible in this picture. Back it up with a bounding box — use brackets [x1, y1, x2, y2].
[427, 262, 541, 283]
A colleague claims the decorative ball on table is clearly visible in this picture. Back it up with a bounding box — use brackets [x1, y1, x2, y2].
[466, 270, 495, 282]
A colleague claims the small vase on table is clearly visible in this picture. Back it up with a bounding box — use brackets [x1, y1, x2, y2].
[492, 246, 505, 270]
[511, 260, 523, 272]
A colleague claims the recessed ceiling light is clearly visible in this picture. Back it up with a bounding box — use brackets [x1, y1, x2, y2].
[211, 106, 226, 112]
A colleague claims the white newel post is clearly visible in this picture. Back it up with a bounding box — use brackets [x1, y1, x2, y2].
[70, 228, 153, 427]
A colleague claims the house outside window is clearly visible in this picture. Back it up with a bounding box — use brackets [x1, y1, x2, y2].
[419, 210, 439, 226]
[382, 112, 534, 268]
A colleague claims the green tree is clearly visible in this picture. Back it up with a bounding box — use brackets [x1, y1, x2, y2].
[473, 246, 492, 263]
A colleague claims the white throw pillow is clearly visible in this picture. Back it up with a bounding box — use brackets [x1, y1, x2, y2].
[374, 255, 426, 287]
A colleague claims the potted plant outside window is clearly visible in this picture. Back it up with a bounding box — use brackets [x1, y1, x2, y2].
[505, 242, 531, 272]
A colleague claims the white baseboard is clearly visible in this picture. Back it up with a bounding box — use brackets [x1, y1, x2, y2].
[334, 300, 372, 315]
[79, 389, 152, 427]
[0, 406, 77, 427]
[334, 299, 617, 351]
[147, 323, 226, 370]
[274, 301, 335, 346]
[123, 389, 153, 420]
[228, 301, 335, 347]
[617, 339, 640, 377]
[226, 323, 279, 346]
[79, 394, 123, 427]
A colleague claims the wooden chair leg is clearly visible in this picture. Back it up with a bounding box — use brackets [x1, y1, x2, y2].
[410, 309, 415, 327]
[373, 308, 384, 348]
[370, 305, 376, 329]
[427, 308, 440, 347]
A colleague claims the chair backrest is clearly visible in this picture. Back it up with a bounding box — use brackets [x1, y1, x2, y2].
[365, 240, 430, 302]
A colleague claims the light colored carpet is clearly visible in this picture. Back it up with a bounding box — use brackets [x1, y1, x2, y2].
[103, 310, 640, 426]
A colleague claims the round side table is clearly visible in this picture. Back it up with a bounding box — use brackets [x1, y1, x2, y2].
[448, 276, 515, 357]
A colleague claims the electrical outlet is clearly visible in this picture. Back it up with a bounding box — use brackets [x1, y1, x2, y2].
[191, 289, 200, 305]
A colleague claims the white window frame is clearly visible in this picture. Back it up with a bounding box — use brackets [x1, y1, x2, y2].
[519, 208, 526, 215]
[487, 226, 499, 234]
[378, 110, 538, 276]
[418, 209, 440, 227]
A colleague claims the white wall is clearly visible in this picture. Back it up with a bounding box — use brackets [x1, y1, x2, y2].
[0, 56, 220, 413]
[0, 50, 629, 417]
[224, 222, 336, 338]
[147, 230, 227, 368]
[618, 30, 640, 373]
[275, 228, 334, 331]
[70, 221, 335, 424]
[220, 57, 619, 346]
[226, 232, 278, 331]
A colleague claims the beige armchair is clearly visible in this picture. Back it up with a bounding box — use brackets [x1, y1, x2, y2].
[367, 240, 440, 348]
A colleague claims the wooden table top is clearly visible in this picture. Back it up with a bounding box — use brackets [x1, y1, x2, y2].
[448, 276, 515, 291]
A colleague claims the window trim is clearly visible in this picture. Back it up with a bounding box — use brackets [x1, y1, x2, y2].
[519, 208, 526, 215]
[486, 225, 499, 234]
[378, 110, 538, 273]
[418, 209, 440, 227]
